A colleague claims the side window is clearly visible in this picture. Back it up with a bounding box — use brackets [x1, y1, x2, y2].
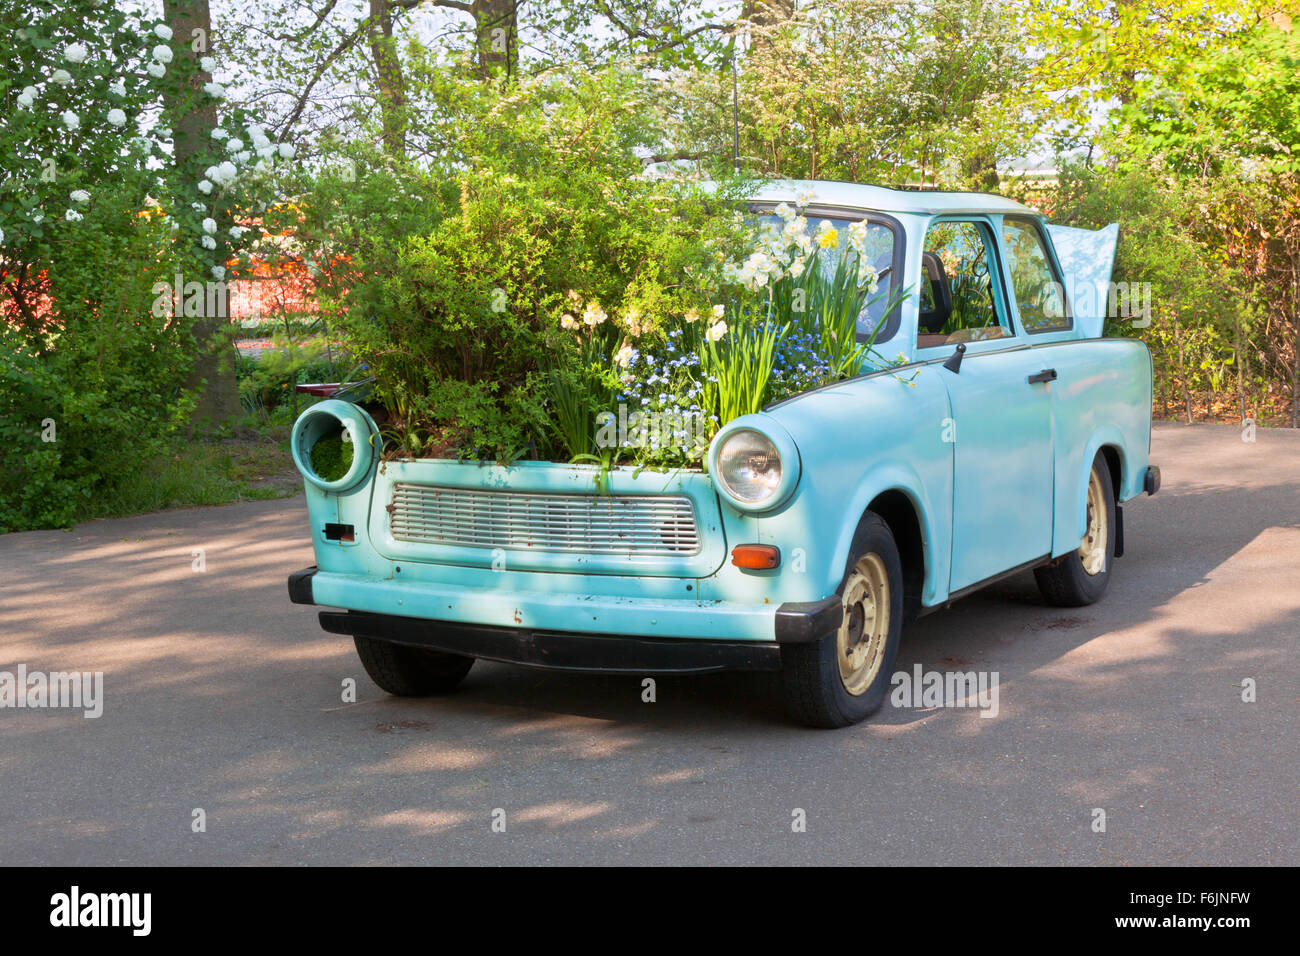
[1002, 218, 1069, 332]
[915, 220, 1010, 349]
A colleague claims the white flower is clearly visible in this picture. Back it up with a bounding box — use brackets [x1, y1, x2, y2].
[201, 217, 217, 235]
[614, 344, 634, 368]
[199, 56, 216, 73]
[211, 161, 237, 186]
[707, 319, 728, 342]
[0, 227, 5, 244]
[197, 179, 213, 194]
[200, 235, 216, 250]
[17, 89, 34, 109]
[278, 143, 296, 160]
[559, 314, 578, 330]
[712, 304, 725, 319]
[51, 69, 73, 86]
[233, 150, 250, 165]
[191, 202, 206, 212]
[210, 128, 229, 141]
[582, 301, 607, 326]
[211, 265, 225, 280]
[228, 226, 242, 239]
[109, 80, 126, 97]
[256, 145, 276, 160]
[65, 209, 83, 222]
[225, 137, 244, 152]
[152, 44, 173, 64]
[147, 62, 166, 78]
[70, 190, 90, 203]
[61, 110, 80, 131]
[106, 108, 126, 127]
[64, 43, 88, 64]
[203, 82, 225, 99]
[153, 24, 173, 40]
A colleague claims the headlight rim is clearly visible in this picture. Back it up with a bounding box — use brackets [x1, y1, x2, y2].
[290, 399, 377, 492]
[707, 417, 801, 513]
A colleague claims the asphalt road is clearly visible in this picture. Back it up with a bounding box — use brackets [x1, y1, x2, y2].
[1, 423, 1296, 865]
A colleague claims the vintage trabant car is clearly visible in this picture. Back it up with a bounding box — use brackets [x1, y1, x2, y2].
[287, 181, 1160, 728]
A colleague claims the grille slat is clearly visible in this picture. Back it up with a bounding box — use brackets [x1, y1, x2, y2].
[387, 484, 701, 556]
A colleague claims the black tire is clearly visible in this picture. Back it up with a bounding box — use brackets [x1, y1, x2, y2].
[1034, 452, 1116, 607]
[780, 513, 905, 728]
[352, 635, 474, 696]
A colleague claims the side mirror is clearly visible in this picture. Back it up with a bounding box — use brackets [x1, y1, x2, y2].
[942, 343, 966, 374]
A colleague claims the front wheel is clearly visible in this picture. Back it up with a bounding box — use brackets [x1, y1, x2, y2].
[1034, 453, 1116, 607]
[352, 635, 474, 696]
[781, 513, 904, 728]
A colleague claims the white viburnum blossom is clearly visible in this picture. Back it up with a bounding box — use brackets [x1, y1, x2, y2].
[17, 88, 35, 109]
[277, 143, 295, 160]
[152, 44, 173, 64]
[61, 110, 79, 130]
[70, 190, 90, 203]
[201, 217, 217, 235]
[0, 227, 5, 244]
[228, 226, 242, 239]
[212, 161, 237, 186]
[106, 108, 126, 127]
[199, 56, 216, 73]
[65, 209, 83, 222]
[203, 82, 225, 98]
[51, 69, 73, 86]
[224, 137, 244, 153]
[210, 128, 229, 141]
[197, 179, 213, 194]
[200, 235, 216, 250]
[109, 79, 126, 97]
[153, 24, 173, 40]
[211, 265, 225, 280]
[64, 43, 88, 64]
[147, 62, 166, 78]
[233, 150, 251, 165]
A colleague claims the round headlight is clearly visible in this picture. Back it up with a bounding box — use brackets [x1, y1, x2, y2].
[717, 429, 783, 504]
[290, 399, 377, 492]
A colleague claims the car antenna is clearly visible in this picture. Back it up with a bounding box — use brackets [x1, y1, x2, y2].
[943, 343, 966, 373]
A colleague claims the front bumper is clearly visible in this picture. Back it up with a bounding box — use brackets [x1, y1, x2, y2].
[288, 567, 839, 673]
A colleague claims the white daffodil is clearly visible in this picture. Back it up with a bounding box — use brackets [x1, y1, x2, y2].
[582, 301, 608, 326]
[153, 24, 173, 40]
[64, 43, 88, 64]
[70, 190, 90, 202]
[201, 217, 217, 235]
[61, 110, 80, 130]
[106, 108, 126, 127]
[51, 69, 73, 86]
[615, 344, 634, 368]
[707, 319, 728, 342]
[197, 180, 213, 194]
[152, 44, 173, 64]
[712, 304, 725, 319]
[560, 314, 578, 330]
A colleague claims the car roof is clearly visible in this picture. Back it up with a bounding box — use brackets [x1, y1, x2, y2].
[735, 179, 1038, 217]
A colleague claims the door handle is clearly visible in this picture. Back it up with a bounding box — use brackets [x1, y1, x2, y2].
[1027, 368, 1057, 385]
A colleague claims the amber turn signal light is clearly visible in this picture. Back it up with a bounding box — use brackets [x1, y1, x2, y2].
[731, 544, 781, 569]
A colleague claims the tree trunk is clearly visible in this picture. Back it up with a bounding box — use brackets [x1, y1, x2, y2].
[472, 0, 518, 79]
[369, 0, 408, 158]
[165, 0, 240, 430]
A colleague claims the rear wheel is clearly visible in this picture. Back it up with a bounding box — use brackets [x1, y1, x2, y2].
[781, 513, 904, 728]
[1034, 453, 1116, 607]
[352, 635, 474, 696]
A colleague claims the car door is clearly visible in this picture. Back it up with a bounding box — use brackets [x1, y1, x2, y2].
[912, 217, 1055, 594]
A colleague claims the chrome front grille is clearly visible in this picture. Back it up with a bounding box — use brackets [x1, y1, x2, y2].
[387, 484, 701, 556]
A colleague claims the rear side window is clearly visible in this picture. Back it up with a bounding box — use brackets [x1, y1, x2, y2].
[1002, 218, 1070, 332]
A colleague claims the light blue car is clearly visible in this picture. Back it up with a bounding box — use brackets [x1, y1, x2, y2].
[287, 181, 1161, 728]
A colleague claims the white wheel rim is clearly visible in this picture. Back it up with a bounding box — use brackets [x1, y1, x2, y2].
[1080, 469, 1108, 576]
[837, 553, 891, 696]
